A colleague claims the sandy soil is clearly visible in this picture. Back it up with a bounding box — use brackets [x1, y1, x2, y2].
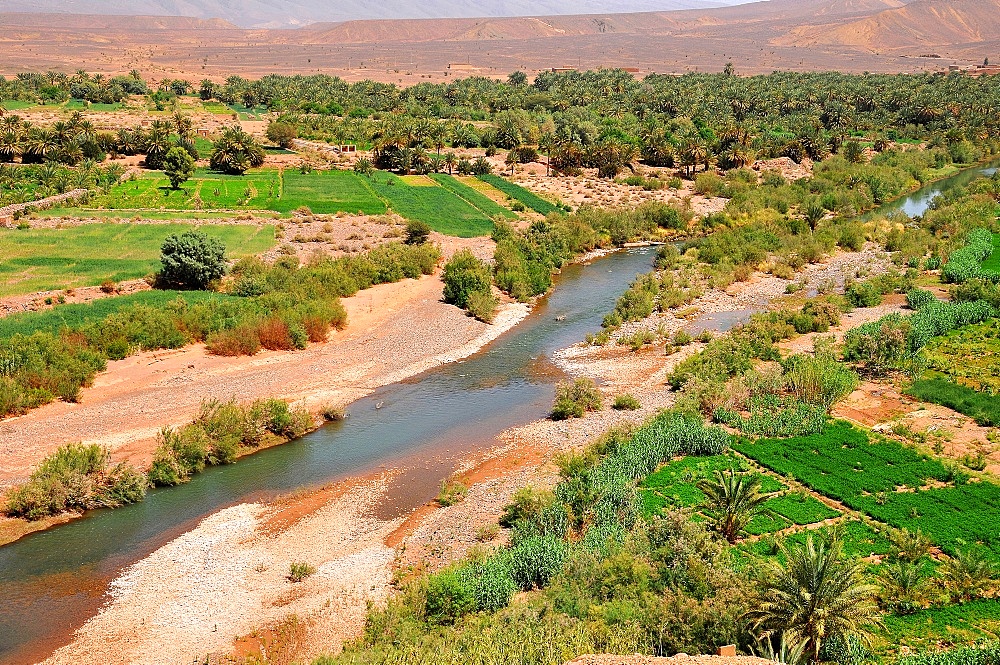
[567, 657, 773, 665]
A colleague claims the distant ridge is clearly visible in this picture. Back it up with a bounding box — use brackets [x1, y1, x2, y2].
[0, 0, 738, 28]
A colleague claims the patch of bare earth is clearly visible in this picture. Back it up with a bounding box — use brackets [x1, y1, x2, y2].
[566, 656, 774, 665]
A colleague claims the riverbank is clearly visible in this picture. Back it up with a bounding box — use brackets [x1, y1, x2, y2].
[0, 268, 530, 546]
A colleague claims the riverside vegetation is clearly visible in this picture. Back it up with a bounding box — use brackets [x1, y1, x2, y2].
[3, 67, 1000, 664]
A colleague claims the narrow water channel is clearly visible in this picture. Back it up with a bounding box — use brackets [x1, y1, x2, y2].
[0, 247, 657, 664]
[873, 159, 1000, 218]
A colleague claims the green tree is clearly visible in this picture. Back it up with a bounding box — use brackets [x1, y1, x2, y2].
[163, 146, 195, 190]
[158, 230, 227, 290]
[265, 121, 298, 149]
[405, 220, 431, 245]
[747, 535, 882, 662]
[697, 469, 770, 543]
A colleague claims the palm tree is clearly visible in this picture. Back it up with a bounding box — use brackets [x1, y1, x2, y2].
[505, 149, 518, 176]
[879, 560, 930, 614]
[747, 535, 882, 663]
[697, 469, 770, 543]
[938, 547, 996, 603]
[444, 151, 457, 175]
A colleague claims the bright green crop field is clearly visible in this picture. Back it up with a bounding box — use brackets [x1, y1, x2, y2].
[92, 170, 281, 211]
[0, 223, 275, 296]
[273, 170, 386, 215]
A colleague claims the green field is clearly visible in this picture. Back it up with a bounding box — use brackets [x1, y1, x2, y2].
[982, 233, 1000, 272]
[369, 171, 497, 237]
[94, 170, 281, 211]
[0, 100, 38, 111]
[478, 174, 561, 215]
[907, 377, 1000, 427]
[0, 223, 275, 296]
[57, 168, 514, 237]
[0, 290, 228, 339]
[737, 421, 1000, 558]
[923, 321, 1000, 393]
[430, 174, 518, 220]
[273, 170, 386, 215]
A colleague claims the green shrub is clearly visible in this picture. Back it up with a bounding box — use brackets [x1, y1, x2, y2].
[466, 289, 498, 323]
[507, 535, 568, 590]
[551, 378, 603, 420]
[289, 561, 317, 582]
[612, 394, 641, 410]
[3, 443, 146, 520]
[157, 230, 227, 290]
[437, 479, 468, 506]
[424, 567, 477, 624]
[442, 250, 493, 309]
[405, 219, 432, 245]
[845, 281, 883, 308]
[906, 288, 937, 310]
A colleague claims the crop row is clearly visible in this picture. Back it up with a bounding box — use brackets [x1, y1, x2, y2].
[477, 174, 560, 215]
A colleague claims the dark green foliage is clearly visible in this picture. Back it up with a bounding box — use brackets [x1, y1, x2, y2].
[3, 443, 146, 520]
[442, 249, 493, 309]
[906, 378, 999, 427]
[404, 219, 431, 245]
[158, 230, 227, 290]
[943, 229, 999, 284]
[163, 146, 195, 190]
[906, 288, 937, 310]
[714, 395, 827, 437]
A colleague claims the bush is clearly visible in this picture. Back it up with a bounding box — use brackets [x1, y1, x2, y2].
[405, 220, 431, 245]
[158, 230, 227, 290]
[266, 121, 298, 149]
[442, 250, 493, 309]
[437, 479, 468, 506]
[3, 443, 146, 520]
[466, 289, 498, 323]
[163, 146, 196, 190]
[906, 288, 937, 310]
[289, 561, 317, 582]
[424, 567, 477, 624]
[507, 535, 568, 590]
[552, 378, 603, 420]
[612, 394, 641, 410]
[845, 281, 883, 308]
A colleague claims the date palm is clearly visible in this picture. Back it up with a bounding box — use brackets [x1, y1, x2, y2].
[747, 535, 882, 663]
[697, 469, 769, 543]
[938, 547, 996, 603]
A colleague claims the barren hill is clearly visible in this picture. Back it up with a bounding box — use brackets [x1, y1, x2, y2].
[776, 0, 1000, 48]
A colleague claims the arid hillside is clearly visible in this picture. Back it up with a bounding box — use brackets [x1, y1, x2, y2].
[0, 0, 993, 81]
[776, 0, 1000, 49]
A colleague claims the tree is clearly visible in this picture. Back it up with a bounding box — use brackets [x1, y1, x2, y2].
[507, 70, 528, 87]
[163, 146, 195, 190]
[158, 230, 227, 290]
[747, 535, 882, 663]
[210, 126, 264, 175]
[938, 547, 996, 603]
[405, 220, 431, 245]
[697, 469, 770, 543]
[266, 121, 298, 149]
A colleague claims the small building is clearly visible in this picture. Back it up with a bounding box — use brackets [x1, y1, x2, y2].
[339, 145, 356, 153]
[551, 67, 577, 73]
[197, 128, 211, 138]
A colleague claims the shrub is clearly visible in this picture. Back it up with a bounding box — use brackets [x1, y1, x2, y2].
[405, 220, 431, 245]
[266, 121, 298, 149]
[288, 561, 317, 582]
[551, 378, 603, 420]
[466, 290, 498, 323]
[437, 479, 468, 506]
[163, 146, 196, 190]
[442, 250, 493, 309]
[906, 288, 936, 310]
[612, 394, 641, 410]
[845, 281, 882, 308]
[424, 567, 477, 623]
[206, 326, 261, 356]
[3, 443, 146, 520]
[158, 230, 227, 290]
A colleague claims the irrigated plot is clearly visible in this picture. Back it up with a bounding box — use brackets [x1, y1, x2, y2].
[272, 170, 386, 215]
[369, 171, 495, 237]
[93, 170, 281, 211]
[0, 223, 275, 296]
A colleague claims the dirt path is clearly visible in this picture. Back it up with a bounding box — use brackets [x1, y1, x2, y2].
[0, 272, 529, 489]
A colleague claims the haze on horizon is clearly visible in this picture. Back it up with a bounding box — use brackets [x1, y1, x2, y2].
[0, 0, 759, 27]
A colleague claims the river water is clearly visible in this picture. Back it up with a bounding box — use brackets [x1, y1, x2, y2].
[3, 160, 998, 664]
[0, 247, 657, 664]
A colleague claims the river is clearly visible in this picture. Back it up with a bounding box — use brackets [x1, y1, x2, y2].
[0, 246, 657, 664]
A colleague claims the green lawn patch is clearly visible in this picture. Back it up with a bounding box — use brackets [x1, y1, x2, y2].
[429, 174, 518, 219]
[1, 99, 37, 110]
[272, 170, 386, 216]
[907, 377, 1000, 427]
[0, 223, 275, 296]
[478, 174, 560, 215]
[370, 171, 494, 237]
